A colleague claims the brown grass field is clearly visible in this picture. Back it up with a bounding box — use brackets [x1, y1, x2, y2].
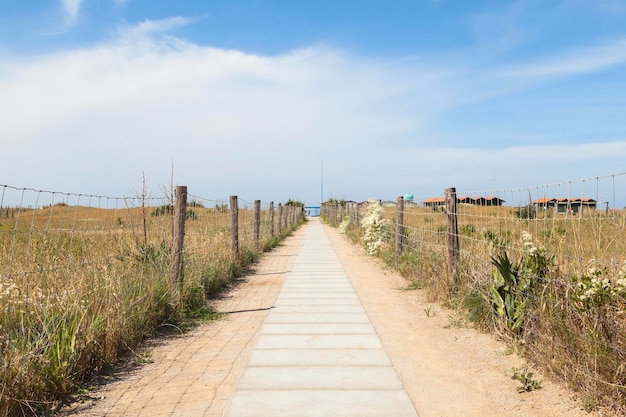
[0, 202, 302, 416]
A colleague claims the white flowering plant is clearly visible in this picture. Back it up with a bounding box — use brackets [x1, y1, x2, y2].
[338, 216, 351, 234]
[360, 199, 388, 256]
[520, 231, 553, 283]
[573, 261, 626, 308]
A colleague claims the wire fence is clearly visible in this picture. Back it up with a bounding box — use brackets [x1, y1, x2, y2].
[0, 183, 305, 417]
[322, 172, 626, 414]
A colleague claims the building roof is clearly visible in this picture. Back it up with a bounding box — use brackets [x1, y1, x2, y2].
[422, 197, 445, 204]
[532, 197, 597, 204]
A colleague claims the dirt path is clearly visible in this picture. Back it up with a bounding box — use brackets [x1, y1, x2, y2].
[58, 221, 601, 417]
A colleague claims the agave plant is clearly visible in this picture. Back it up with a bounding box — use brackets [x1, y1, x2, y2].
[490, 251, 527, 335]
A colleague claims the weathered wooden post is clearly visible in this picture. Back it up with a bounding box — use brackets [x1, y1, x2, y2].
[269, 201, 275, 237]
[396, 196, 404, 259]
[230, 195, 239, 264]
[254, 200, 261, 251]
[171, 185, 187, 289]
[278, 203, 283, 235]
[445, 187, 460, 293]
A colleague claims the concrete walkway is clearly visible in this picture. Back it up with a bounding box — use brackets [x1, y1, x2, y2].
[223, 218, 419, 417]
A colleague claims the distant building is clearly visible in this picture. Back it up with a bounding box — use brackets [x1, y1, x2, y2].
[422, 196, 505, 207]
[532, 198, 597, 214]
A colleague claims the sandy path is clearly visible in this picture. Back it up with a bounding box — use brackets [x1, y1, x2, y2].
[57, 220, 601, 417]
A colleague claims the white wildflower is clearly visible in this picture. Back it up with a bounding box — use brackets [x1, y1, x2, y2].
[338, 216, 350, 234]
[522, 231, 534, 248]
[361, 199, 388, 256]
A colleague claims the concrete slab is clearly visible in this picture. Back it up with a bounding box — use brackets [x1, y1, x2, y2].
[254, 334, 383, 349]
[280, 285, 354, 290]
[269, 305, 365, 313]
[273, 298, 361, 306]
[247, 348, 392, 367]
[224, 390, 419, 417]
[261, 323, 376, 335]
[276, 292, 359, 299]
[264, 313, 370, 323]
[238, 366, 404, 390]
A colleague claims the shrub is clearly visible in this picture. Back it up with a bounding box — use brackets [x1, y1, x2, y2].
[338, 216, 351, 234]
[515, 204, 536, 219]
[460, 224, 475, 236]
[360, 200, 388, 256]
[151, 204, 173, 216]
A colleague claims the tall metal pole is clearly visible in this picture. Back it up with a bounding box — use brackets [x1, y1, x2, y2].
[321, 159, 324, 204]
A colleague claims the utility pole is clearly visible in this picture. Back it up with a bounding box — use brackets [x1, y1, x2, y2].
[320, 159, 324, 204]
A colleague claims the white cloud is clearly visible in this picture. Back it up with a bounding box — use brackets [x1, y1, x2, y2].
[1, 18, 625, 206]
[0, 21, 443, 202]
[61, 0, 82, 27]
[502, 38, 626, 78]
[117, 16, 196, 40]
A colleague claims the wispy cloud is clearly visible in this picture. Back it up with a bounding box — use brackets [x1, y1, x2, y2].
[117, 16, 196, 40]
[502, 38, 626, 78]
[465, 1, 531, 51]
[61, 0, 82, 27]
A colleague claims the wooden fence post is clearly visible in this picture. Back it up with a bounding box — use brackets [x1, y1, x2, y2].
[230, 195, 239, 264]
[396, 195, 404, 259]
[269, 201, 275, 237]
[278, 203, 283, 235]
[254, 200, 261, 251]
[171, 185, 187, 289]
[445, 187, 460, 293]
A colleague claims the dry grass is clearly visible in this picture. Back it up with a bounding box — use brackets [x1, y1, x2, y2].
[324, 202, 626, 415]
[0, 202, 303, 416]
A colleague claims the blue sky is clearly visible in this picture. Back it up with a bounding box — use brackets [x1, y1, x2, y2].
[1, 0, 626, 207]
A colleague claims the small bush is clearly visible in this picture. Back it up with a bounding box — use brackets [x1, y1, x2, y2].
[462, 290, 491, 326]
[515, 204, 537, 220]
[460, 224, 475, 236]
[152, 204, 173, 216]
[360, 200, 388, 256]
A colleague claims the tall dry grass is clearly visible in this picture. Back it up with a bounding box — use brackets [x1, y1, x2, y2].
[0, 198, 303, 416]
[323, 201, 625, 415]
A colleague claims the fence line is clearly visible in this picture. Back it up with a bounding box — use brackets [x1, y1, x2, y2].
[0, 182, 305, 417]
[321, 172, 626, 414]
